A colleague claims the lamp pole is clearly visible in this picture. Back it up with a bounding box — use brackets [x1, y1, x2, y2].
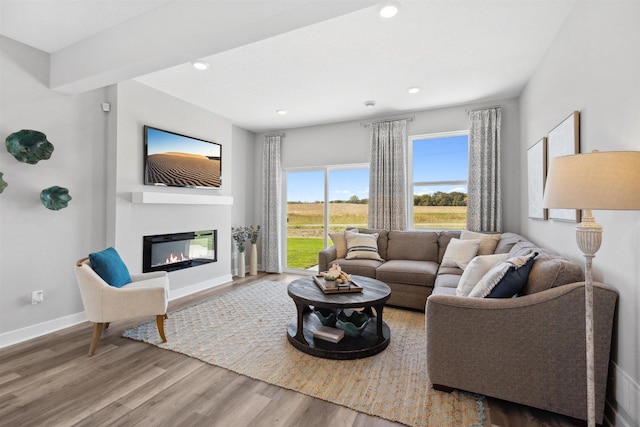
[575, 208, 602, 427]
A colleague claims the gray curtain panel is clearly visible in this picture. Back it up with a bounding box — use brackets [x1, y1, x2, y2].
[467, 107, 502, 232]
[262, 135, 282, 273]
[368, 120, 407, 231]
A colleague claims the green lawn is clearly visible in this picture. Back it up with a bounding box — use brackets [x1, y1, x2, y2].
[287, 237, 324, 270]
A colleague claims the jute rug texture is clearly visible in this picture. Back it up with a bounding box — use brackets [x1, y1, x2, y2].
[123, 280, 484, 426]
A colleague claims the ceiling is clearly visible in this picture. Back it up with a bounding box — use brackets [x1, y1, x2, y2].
[0, 0, 576, 133]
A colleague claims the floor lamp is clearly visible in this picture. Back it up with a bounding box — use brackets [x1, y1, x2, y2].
[543, 150, 640, 426]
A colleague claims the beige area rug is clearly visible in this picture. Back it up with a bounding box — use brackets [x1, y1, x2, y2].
[123, 281, 485, 426]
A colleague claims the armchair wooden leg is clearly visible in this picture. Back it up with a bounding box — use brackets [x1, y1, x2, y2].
[88, 323, 106, 356]
[156, 315, 167, 342]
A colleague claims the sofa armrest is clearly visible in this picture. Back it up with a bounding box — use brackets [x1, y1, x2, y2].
[318, 246, 337, 273]
[425, 282, 617, 423]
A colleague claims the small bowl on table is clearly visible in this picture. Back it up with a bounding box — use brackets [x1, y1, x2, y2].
[336, 309, 370, 337]
[313, 307, 338, 327]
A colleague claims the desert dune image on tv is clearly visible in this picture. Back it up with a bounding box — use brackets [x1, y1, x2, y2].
[144, 126, 221, 188]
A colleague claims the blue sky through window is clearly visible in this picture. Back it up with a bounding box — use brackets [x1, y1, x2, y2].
[287, 168, 369, 203]
[413, 135, 468, 194]
[286, 135, 468, 203]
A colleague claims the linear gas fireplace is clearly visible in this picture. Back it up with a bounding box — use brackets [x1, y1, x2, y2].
[143, 230, 217, 273]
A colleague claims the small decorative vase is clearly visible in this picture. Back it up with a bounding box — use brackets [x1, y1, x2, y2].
[238, 250, 245, 278]
[324, 279, 337, 289]
[249, 243, 258, 275]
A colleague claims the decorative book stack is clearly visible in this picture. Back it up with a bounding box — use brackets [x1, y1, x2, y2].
[313, 325, 345, 343]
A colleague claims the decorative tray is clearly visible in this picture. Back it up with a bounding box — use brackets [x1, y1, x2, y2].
[313, 275, 363, 294]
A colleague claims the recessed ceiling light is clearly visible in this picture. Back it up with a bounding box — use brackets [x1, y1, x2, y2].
[364, 100, 376, 107]
[378, 0, 400, 18]
[276, 109, 287, 115]
[191, 60, 209, 70]
[407, 86, 421, 94]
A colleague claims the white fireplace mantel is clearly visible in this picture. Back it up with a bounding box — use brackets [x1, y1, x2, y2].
[131, 191, 233, 205]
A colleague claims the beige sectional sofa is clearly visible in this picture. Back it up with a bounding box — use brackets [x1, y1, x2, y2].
[318, 228, 618, 424]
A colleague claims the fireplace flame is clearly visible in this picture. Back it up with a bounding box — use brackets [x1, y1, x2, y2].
[166, 252, 189, 264]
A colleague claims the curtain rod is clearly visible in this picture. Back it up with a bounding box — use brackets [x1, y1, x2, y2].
[361, 116, 414, 127]
[264, 133, 285, 138]
[465, 105, 501, 113]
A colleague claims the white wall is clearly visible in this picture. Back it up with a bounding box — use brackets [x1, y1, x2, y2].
[0, 36, 108, 337]
[111, 80, 234, 292]
[231, 125, 258, 273]
[257, 97, 521, 232]
[519, 2, 640, 425]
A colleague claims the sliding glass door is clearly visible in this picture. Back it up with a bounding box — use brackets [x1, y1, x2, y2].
[285, 166, 369, 272]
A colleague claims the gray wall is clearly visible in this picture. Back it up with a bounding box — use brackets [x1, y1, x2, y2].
[0, 39, 255, 344]
[519, 2, 640, 424]
[0, 36, 108, 336]
[257, 97, 521, 233]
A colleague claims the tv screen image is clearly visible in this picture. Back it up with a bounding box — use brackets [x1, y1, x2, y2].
[144, 125, 222, 189]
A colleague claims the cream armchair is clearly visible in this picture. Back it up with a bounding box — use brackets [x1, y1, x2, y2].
[75, 257, 170, 356]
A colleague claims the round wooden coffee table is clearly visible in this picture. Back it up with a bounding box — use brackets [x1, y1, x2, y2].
[286, 275, 391, 360]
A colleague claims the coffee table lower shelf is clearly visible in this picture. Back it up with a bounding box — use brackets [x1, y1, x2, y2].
[287, 312, 390, 360]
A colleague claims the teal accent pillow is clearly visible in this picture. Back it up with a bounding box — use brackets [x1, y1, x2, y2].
[89, 247, 131, 288]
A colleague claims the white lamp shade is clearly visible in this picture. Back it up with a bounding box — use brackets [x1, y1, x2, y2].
[543, 151, 640, 210]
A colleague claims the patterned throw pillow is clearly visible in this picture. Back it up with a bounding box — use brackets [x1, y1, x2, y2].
[344, 231, 384, 261]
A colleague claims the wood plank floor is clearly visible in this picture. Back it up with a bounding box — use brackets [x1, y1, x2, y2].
[0, 273, 577, 427]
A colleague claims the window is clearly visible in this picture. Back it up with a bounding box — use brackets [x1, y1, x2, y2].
[409, 132, 468, 229]
[285, 165, 369, 271]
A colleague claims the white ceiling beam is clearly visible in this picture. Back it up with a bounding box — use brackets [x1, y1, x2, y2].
[50, 0, 376, 94]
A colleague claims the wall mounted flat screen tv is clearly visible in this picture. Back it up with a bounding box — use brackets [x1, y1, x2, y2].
[144, 125, 221, 189]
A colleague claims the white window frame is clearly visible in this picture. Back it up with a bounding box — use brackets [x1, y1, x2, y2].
[407, 130, 469, 229]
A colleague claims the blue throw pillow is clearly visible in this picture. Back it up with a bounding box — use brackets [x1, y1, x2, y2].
[487, 252, 537, 298]
[89, 247, 131, 288]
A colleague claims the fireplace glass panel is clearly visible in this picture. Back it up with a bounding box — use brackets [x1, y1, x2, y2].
[143, 230, 217, 272]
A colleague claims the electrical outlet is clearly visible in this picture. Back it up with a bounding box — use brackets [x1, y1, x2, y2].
[31, 290, 44, 305]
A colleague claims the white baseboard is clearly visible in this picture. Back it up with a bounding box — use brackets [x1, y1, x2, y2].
[606, 362, 640, 427]
[0, 274, 233, 350]
[0, 311, 88, 349]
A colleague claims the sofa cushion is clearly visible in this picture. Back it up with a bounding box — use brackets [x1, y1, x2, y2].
[431, 285, 457, 296]
[386, 230, 438, 261]
[438, 230, 462, 263]
[441, 238, 480, 270]
[523, 255, 584, 295]
[505, 241, 583, 295]
[494, 232, 525, 254]
[329, 258, 382, 278]
[345, 231, 384, 261]
[456, 253, 510, 297]
[376, 260, 438, 287]
[461, 230, 501, 255]
[434, 273, 462, 290]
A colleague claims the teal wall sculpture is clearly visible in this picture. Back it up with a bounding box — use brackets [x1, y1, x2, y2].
[40, 186, 72, 210]
[0, 172, 7, 193]
[5, 129, 55, 164]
